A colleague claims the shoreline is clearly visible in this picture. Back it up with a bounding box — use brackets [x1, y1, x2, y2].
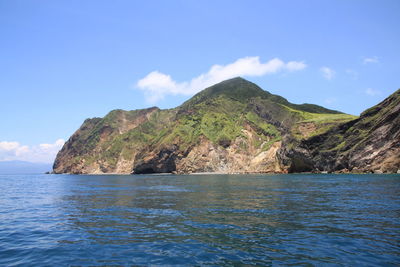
[49, 170, 400, 175]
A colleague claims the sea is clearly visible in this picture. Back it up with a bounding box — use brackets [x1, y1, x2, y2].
[0, 173, 399, 266]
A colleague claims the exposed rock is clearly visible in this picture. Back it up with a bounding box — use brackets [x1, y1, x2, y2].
[53, 107, 160, 174]
[285, 89, 400, 173]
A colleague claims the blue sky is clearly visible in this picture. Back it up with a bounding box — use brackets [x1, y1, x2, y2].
[1, 0, 399, 162]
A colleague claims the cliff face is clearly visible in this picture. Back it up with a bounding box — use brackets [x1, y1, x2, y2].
[284, 89, 400, 173]
[53, 78, 399, 174]
[53, 106, 166, 174]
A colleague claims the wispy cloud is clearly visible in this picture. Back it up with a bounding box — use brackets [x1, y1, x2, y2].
[320, 67, 335, 80]
[365, 88, 381, 96]
[0, 139, 64, 163]
[324, 97, 336, 104]
[136, 56, 307, 103]
[363, 56, 379, 64]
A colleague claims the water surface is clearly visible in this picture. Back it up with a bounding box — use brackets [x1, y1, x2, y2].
[0, 174, 399, 266]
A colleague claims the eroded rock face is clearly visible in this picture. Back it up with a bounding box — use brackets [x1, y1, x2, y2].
[173, 135, 283, 174]
[53, 107, 160, 174]
[133, 145, 180, 174]
[285, 89, 400, 173]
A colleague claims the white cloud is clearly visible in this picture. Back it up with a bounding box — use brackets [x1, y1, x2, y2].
[136, 56, 307, 103]
[0, 139, 65, 163]
[320, 67, 335, 80]
[365, 88, 381, 96]
[286, 61, 307, 71]
[39, 139, 65, 150]
[0, 141, 20, 151]
[363, 56, 379, 64]
[324, 98, 336, 104]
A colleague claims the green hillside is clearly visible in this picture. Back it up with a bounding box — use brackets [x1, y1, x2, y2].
[53, 77, 357, 174]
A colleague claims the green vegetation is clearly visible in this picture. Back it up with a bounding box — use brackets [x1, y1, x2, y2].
[282, 105, 356, 122]
[280, 104, 357, 140]
[182, 77, 341, 114]
[300, 113, 357, 123]
[55, 77, 365, 173]
[245, 112, 280, 137]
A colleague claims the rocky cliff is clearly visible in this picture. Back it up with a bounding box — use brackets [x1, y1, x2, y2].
[282, 88, 400, 173]
[53, 77, 399, 174]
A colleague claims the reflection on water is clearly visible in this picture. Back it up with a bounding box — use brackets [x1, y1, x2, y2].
[0, 174, 399, 265]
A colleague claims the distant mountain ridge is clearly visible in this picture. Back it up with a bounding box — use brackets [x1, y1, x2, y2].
[53, 77, 399, 174]
[0, 161, 52, 174]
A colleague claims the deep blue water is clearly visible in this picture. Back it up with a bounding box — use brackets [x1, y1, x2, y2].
[0, 174, 399, 266]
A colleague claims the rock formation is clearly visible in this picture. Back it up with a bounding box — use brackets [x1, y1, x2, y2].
[283, 89, 400, 173]
[53, 77, 399, 174]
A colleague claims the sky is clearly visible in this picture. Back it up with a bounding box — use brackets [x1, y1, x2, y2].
[1, 0, 399, 163]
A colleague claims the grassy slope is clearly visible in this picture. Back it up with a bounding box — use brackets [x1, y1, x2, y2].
[284, 105, 357, 139]
[305, 88, 400, 154]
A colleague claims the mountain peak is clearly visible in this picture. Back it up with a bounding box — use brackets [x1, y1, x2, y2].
[201, 76, 267, 98]
[181, 77, 341, 114]
[218, 76, 251, 85]
[181, 77, 269, 108]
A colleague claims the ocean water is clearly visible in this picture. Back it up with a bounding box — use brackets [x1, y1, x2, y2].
[0, 174, 399, 266]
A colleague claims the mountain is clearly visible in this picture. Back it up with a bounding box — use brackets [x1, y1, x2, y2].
[53, 77, 361, 174]
[283, 89, 400, 173]
[54, 77, 364, 174]
[0, 161, 53, 174]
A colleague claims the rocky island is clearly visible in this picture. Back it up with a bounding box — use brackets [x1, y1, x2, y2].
[53, 77, 399, 174]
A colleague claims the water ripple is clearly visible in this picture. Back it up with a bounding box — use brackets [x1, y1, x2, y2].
[0, 173, 399, 265]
